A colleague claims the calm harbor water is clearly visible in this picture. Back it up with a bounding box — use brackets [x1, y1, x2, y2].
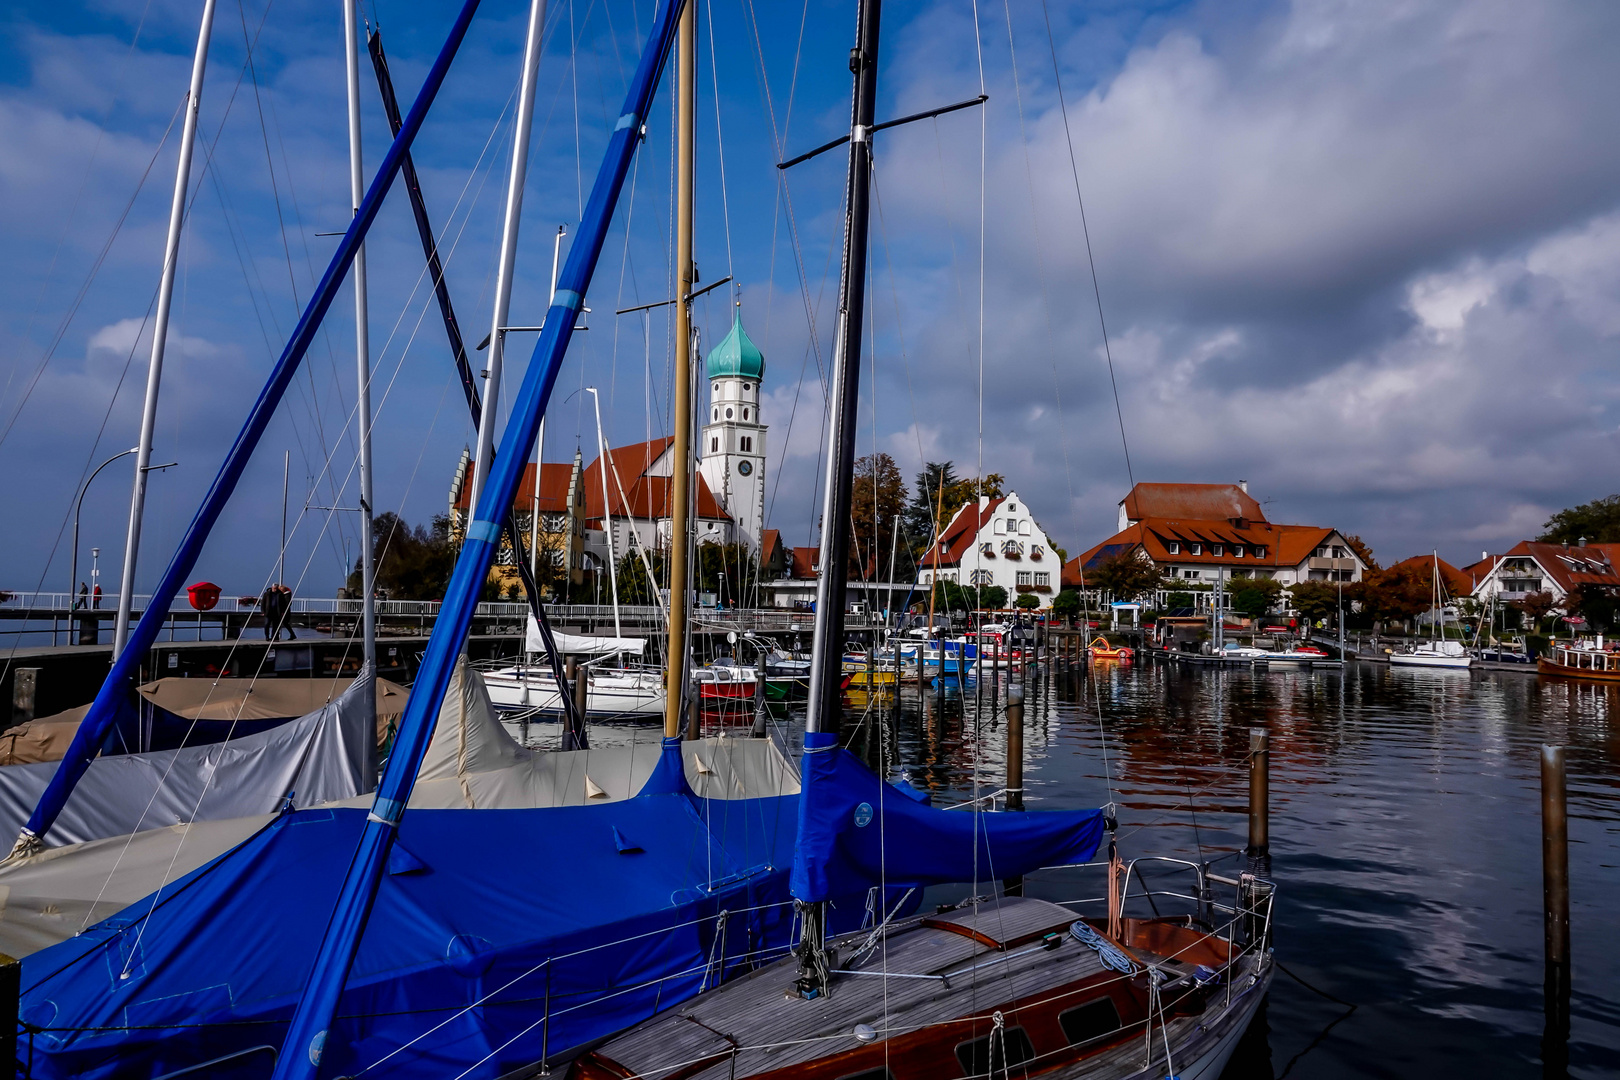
[837, 660, 1620, 1079]
[537, 658, 1619, 1077]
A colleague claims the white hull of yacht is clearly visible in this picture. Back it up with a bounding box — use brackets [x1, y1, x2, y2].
[482, 668, 667, 716]
[1389, 653, 1472, 670]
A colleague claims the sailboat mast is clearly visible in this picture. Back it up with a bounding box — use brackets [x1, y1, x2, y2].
[112, 0, 217, 659]
[470, 0, 549, 514]
[805, 0, 882, 738]
[663, 0, 696, 740]
[344, 0, 377, 679]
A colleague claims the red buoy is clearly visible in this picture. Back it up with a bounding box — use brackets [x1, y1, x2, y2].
[187, 581, 221, 611]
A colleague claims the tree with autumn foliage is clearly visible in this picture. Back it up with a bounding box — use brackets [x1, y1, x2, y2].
[1343, 534, 1379, 572]
[1359, 561, 1433, 629]
[1085, 550, 1166, 601]
[850, 453, 909, 581]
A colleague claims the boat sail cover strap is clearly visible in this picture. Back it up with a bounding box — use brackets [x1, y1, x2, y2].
[789, 732, 1107, 903]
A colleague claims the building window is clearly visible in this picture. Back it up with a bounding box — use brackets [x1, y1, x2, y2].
[1167, 541, 1180, 554]
[743, 383, 751, 391]
[1233, 545, 1244, 557]
[740, 436, 752, 452]
[1332, 545, 1345, 558]
[1030, 545, 1044, 559]
[1212, 544, 1223, 556]
[1254, 546, 1266, 559]
[725, 407, 733, 419]
[1002, 539, 1023, 557]
[711, 437, 719, 452]
[1006, 518, 1018, 533]
[1034, 572, 1050, 587]
[1184, 569, 1200, 579]
[1190, 543, 1202, 555]
[742, 408, 749, 420]
[980, 542, 995, 557]
[971, 569, 992, 585]
[712, 382, 719, 395]
[1017, 571, 1033, 586]
[1315, 546, 1327, 558]
[1008, 501, 1017, 512]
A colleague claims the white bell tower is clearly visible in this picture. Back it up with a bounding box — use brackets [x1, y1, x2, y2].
[698, 312, 766, 551]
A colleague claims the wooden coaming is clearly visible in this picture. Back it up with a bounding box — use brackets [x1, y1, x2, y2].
[570, 897, 1258, 1080]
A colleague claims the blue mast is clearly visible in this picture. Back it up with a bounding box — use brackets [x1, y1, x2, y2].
[9, 0, 486, 858]
[271, 2, 688, 1075]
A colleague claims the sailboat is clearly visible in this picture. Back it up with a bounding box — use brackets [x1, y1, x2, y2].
[7, 3, 908, 1077]
[568, 5, 1274, 1080]
[1390, 552, 1471, 669]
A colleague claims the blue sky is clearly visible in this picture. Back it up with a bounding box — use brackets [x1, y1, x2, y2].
[3, 0, 1620, 601]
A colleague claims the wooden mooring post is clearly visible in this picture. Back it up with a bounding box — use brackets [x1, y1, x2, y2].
[1542, 744, 1571, 1078]
[1003, 683, 1025, 897]
[1246, 727, 1270, 878]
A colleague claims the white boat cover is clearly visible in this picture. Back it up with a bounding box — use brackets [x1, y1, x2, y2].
[0, 673, 377, 849]
[0, 661, 799, 959]
[525, 620, 647, 656]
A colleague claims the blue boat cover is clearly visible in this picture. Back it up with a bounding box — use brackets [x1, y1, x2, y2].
[18, 788, 821, 1080]
[790, 731, 1107, 902]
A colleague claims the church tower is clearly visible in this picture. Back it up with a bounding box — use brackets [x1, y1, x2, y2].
[698, 313, 767, 552]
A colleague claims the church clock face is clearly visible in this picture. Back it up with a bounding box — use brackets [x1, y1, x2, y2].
[737, 460, 753, 476]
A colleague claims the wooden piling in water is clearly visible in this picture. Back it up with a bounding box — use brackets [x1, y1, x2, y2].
[1246, 727, 1270, 878]
[1542, 743, 1571, 1077]
[1004, 683, 1025, 897]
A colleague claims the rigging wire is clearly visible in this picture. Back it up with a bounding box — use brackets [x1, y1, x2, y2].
[1037, 0, 1133, 488]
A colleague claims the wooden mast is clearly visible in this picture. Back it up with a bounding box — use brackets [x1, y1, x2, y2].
[664, 0, 696, 740]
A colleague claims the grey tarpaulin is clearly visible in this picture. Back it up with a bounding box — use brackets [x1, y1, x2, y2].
[0, 671, 376, 848]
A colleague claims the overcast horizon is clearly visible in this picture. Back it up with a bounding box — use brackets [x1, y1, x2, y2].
[3, 0, 1619, 601]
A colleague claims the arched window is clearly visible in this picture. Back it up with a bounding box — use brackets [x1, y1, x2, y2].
[711, 437, 719, 452]
[742, 408, 749, 420]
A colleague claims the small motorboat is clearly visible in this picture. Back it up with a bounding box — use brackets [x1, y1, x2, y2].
[693, 658, 761, 700]
[1088, 636, 1133, 660]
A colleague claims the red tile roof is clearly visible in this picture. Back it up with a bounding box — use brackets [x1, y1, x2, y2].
[760, 529, 783, 562]
[1121, 483, 1265, 524]
[1498, 540, 1620, 595]
[1457, 556, 1498, 591]
[452, 462, 576, 513]
[919, 498, 1007, 569]
[789, 546, 819, 580]
[1385, 555, 1474, 599]
[580, 437, 730, 525]
[1064, 519, 1341, 587]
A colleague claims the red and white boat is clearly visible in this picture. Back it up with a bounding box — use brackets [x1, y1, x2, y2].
[693, 659, 760, 700]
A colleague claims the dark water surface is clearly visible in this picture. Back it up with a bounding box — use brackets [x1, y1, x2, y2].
[817, 659, 1620, 1079]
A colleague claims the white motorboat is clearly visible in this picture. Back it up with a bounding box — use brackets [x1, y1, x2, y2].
[1390, 640, 1472, 669]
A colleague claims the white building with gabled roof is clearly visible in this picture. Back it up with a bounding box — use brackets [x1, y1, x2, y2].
[916, 492, 1060, 608]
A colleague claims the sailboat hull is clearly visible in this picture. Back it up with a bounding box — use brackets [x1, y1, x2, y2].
[1389, 653, 1472, 669]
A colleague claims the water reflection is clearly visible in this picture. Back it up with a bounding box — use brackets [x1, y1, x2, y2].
[805, 660, 1619, 1080]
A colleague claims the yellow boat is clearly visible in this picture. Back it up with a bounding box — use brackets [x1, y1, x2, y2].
[1088, 636, 1134, 660]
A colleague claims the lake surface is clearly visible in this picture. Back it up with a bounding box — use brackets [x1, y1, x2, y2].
[820, 659, 1620, 1080]
[539, 657, 1618, 1077]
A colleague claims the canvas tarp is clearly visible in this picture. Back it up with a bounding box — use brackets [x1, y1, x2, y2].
[0, 673, 376, 848]
[0, 663, 797, 960]
[790, 730, 1108, 902]
[0, 675, 406, 765]
[525, 621, 647, 656]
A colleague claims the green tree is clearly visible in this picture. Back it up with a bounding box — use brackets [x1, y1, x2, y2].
[1165, 591, 1194, 611]
[1562, 584, 1619, 631]
[1541, 494, 1620, 544]
[355, 512, 457, 601]
[696, 542, 758, 607]
[1050, 589, 1081, 620]
[1288, 581, 1341, 624]
[615, 550, 668, 605]
[1233, 578, 1284, 620]
[980, 585, 1008, 610]
[1013, 593, 1040, 610]
[1086, 550, 1166, 601]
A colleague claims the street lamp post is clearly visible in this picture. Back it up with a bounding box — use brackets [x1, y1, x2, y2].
[70, 448, 177, 644]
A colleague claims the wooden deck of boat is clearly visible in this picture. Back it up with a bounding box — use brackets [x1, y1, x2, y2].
[592, 897, 1114, 1080]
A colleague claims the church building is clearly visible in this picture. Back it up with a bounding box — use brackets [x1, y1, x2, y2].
[697, 313, 767, 553]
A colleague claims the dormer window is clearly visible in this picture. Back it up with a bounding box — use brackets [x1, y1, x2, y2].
[1254, 546, 1266, 559]
[1212, 544, 1223, 556]
[1167, 541, 1180, 555]
[1233, 545, 1244, 557]
[1190, 543, 1202, 555]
